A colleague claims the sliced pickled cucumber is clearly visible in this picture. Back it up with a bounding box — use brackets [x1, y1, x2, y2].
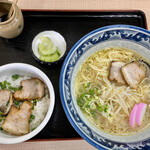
[57, 48, 62, 56]
[40, 51, 60, 62]
[40, 36, 53, 49]
[38, 36, 54, 56]
[38, 36, 62, 62]
[49, 46, 57, 54]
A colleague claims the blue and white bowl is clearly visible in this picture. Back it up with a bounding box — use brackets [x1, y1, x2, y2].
[59, 25, 150, 150]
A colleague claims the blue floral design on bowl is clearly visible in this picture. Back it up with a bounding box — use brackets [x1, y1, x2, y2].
[59, 25, 150, 150]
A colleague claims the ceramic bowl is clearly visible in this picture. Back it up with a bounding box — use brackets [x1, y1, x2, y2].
[60, 25, 150, 149]
[32, 31, 67, 65]
[0, 63, 55, 144]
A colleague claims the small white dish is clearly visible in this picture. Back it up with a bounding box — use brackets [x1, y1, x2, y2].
[32, 31, 67, 65]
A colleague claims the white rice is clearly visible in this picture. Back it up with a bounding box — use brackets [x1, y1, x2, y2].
[0, 75, 30, 87]
[0, 75, 50, 132]
[30, 88, 50, 130]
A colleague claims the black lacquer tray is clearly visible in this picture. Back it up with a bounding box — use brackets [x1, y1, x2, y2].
[0, 10, 147, 140]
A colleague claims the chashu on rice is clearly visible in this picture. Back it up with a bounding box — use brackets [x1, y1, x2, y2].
[2, 101, 33, 135]
[0, 89, 13, 115]
[14, 78, 45, 101]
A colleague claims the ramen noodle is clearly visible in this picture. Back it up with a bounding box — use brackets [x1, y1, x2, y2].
[75, 47, 150, 136]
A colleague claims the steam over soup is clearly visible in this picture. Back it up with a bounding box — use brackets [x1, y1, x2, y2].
[75, 47, 150, 136]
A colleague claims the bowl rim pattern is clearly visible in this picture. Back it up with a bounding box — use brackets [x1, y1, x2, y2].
[60, 25, 150, 150]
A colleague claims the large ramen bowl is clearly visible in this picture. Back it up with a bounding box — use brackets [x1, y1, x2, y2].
[0, 63, 55, 144]
[60, 25, 150, 149]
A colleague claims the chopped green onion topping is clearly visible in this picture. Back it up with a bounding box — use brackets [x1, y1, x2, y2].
[87, 97, 92, 101]
[104, 108, 108, 113]
[90, 110, 96, 116]
[12, 75, 20, 80]
[13, 100, 21, 108]
[0, 111, 2, 116]
[0, 82, 6, 89]
[84, 101, 90, 108]
[77, 83, 112, 119]
[31, 127, 36, 131]
[94, 96, 99, 100]
[84, 82, 92, 88]
[77, 93, 86, 107]
[109, 114, 112, 117]
[32, 99, 39, 110]
[0, 80, 11, 89]
[30, 114, 35, 119]
[89, 89, 94, 96]
[90, 103, 96, 110]
[7, 82, 11, 85]
[0, 111, 6, 121]
[9, 86, 16, 91]
[18, 86, 23, 90]
[29, 114, 36, 123]
[98, 106, 103, 112]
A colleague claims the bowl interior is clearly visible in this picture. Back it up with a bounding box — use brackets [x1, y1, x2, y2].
[0, 63, 55, 144]
[71, 40, 150, 143]
[60, 25, 150, 149]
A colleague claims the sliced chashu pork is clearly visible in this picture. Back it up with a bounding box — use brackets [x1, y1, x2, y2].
[109, 61, 126, 85]
[2, 101, 33, 135]
[14, 78, 45, 101]
[0, 89, 13, 115]
[121, 61, 146, 89]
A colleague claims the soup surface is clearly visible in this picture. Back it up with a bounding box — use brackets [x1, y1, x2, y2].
[75, 47, 150, 136]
